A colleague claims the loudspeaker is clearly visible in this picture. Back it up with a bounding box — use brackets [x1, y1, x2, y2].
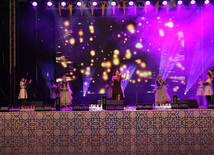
[102, 95, 107, 110]
[35, 106, 52, 111]
[136, 103, 153, 110]
[106, 100, 124, 110]
[0, 106, 9, 112]
[173, 95, 177, 103]
[207, 104, 214, 109]
[72, 104, 89, 111]
[212, 94, 214, 104]
[177, 99, 199, 108]
[171, 103, 188, 109]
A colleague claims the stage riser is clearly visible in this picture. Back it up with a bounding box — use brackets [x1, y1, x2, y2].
[1, 110, 214, 154]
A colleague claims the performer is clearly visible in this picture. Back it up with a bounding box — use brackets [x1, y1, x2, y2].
[195, 76, 204, 106]
[50, 80, 57, 107]
[208, 70, 214, 92]
[155, 75, 170, 106]
[201, 73, 213, 106]
[105, 80, 113, 99]
[112, 69, 127, 100]
[58, 75, 73, 107]
[18, 77, 32, 106]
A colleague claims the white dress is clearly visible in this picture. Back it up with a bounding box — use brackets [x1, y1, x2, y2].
[59, 81, 73, 106]
[50, 84, 57, 99]
[196, 81, 204, 96]
[18, 81, 28, 99]
[155, 81, 171, 104]
[204, 79, 213, 96]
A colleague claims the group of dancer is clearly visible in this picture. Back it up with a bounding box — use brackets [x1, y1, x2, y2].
[18, 68, 214, 108]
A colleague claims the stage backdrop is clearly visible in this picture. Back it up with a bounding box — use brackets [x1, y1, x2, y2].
[55, 6, 214, 105]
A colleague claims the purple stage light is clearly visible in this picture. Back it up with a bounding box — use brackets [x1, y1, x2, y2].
[204, 0, 209, 4]
[145, 1, 151, 5]
[47, 1, 53, 7]
[129, 1, 134, 6]
[32, 1, 38, 7]
[92, 1, 97, 6]
[111, 1, 116, 6]
[178, 0, 183, 5]
[61, 1, 66, 7]
[162, 1, 167, 5]
[77, 1, 82, 6]
[190, 0, 196, 4]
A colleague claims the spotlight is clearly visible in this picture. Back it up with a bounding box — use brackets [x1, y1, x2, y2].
[92, 1, 97, 6]
[47, 1, 53, 7]
[111, 1, 116, 6]
[145, 1, 151, 5]
[61, 1, 66, 7]
[190, 0, 196, 4]
[177, 0, 183, 5]
[129, 1, 134, 6]
[162, 1, 168, 5]
[32, 1, 38, 7]
[204, 0, 209, 4]
[77, 1, 82, 6]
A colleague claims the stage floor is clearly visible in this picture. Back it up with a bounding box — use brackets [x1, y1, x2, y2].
[1, 108, 214, 154]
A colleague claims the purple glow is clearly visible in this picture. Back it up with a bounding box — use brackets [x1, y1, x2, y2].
[32, 1, 38, 7]
[129, 1, 134, 6]
[190, 0, 196, 4]
[47, 1, 53, 7]
[92, 1, 97, 6]
[77, 1, 82, 6]
[177, 31, 184, 38]
[178, 0, 183, 5]
[162, 1, 168, 5]
[145, 1, 151, 5]
[165, 21, 174, 28]
[204, 0, 209, 4]
[111, 1, 116, 6]
[61, 1, 66, 7]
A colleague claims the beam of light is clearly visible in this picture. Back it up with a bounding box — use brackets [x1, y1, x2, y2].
[32, 1, 38, 7]
[111, 1, 116, 6]
[83, 67, 95, 97]
[121, 65, 137, 91]
[77, 1, 82, 6]
[204, 0, 209, 4]
[162, 1, 167, 5]
[61, 1, 66, 7]
[127, 24, 135, 34]
[129, 1, 134, 6]
[145, 1, 151, 5]
[178, 0, 183, 5]
[47, 1, 53, 7]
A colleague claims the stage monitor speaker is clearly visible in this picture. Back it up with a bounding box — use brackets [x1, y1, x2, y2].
[0, 106, 9, 112]
[106, 100, 124, 110]
[177, 99, 199, 108]
[136, 103, 153, 110]
[72, 105, 89, 111]
[35, 106, 52, 111]
[207, 103, 214, 109]
[171, 103, 188, 109]
[56, 97, 60, 111]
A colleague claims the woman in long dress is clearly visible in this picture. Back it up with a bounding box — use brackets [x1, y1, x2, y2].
[155, 75, 170, 106]
[18, 77, 32, 106]
[59, 75, 73, 107]
[195, 76, 204, 106]
[112, 69, 127, 100]
[201, 73, 213, 106]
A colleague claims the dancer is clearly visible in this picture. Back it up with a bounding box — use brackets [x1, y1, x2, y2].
[195, 76, 204, 106]
[208, 70, 214, 92]
[105, 80, 113, 99]
[18, 77, 32, 106]
[58, 75, 73, 107]
[201, 73, 213, 105]
[112, 69, 127, 100]
[50, 80, 57, 107]
[155, 75, 170, 106]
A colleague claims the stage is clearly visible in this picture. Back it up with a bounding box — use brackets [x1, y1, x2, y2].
[1, 108, 214, 154]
